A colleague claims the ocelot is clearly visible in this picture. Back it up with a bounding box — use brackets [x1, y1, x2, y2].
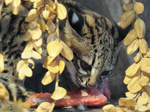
[0, 0, 118, 101]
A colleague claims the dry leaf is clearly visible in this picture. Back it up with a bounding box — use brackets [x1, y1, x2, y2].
[134, 52, 142, 63]
[47, 40, 63, 58]
[134, 18, 145, 38]
[127, 76, 142, 93]
[60, 41, 74, 61]
[39, 19, 47, 32]
[43, 56, 56, 68]
[12, 0, 21, 15]
[138, 39, 148, 54]
[16, 60, 25, 72]
[42, 71, 55, 85]
[102, 104, 117, 112]
[42, 6, 50, 20]
[25, 9, 38, 22]
[51, 86, 67, 100]
[22, 42, 41, 59]
[0, 53, 4, 73]
[123, 29, 138, 46]
[135, 105, 148, 112]
[119, 97, 136, 108]
[18, 64, 32, 80]
[57, 3, 67, 20]
[47, 65, 59, 74]
[137, 91, 149, 105]
[35, 47, 43, 54]
[127, 39, 138, 55]
[31, 50, 41, 59]
[59, 60, 65, 74]
[134, 2, 144, 14]
[125, 63, 140, 77]
[123, 76, 132, 85]
[138, 75, 149, 86]
[33, 0, 43, 9]
[33, 38, 43, 48]
[140, 58, 150, 74]
[4, 0, 12, 5]
[36, 102, 55, 112]
[21, 43, 33, 59]
[144, 49, 150, 58]
[125, 92, 136, 99]
[147, 103, 150, 110]
[28, 27, 42, 40]
[120, 10, 135, 29]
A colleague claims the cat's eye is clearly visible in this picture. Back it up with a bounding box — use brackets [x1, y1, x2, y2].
[68, 9, 84, 35]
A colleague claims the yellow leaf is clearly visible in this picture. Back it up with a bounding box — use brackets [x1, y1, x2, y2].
[134, 18, 145, 38]
[16, 60, 25, 72]
[47, 40, 63, 58]
[0, 53, 4, 73]
[134, 2, 144, 14]
[47, 65, 59, 74]
[125, 63, 140, 77]
[33, 38, 43, 48]
[4, 0, 12, 5]
[123, 29, 137, 46]
[140, 58, 150, 74]
[21, 42, 33, 59]
[57, 3, 67, 20]
[138, 39, 148, 54]
[144, 49, 150, 58]
[127, 39, 138, 55]
[12, 0, 21, 15]
[137, 91, 149, 105]
[119, 97, 136, 108]
[139, 75, 149, 86]
[134, 52, 142, 63]
[102, 104, 117, 112]
[43, 56, 56, 68]
[31, 50, 41, 59]
[123, 76, 132, 85]
[125, 92, 136, 99]
[26, 9, 38, 22]
[127, 76, 142, 93]
[18, 64, 32, 80]
[21, 50, 32, 59]
[135, 105, 148, 112]
[35, 47, 43, 54]
[42, 71, 55, 85]
[59, 60, 65, 74]
[60, 41, 74, 61]
[36, 102, 55, 112]
[28, 27, 42, 40]
[120, 10, 135, 29]
[39, 19, 47, 32]
[33, 0, 44, 9]
[51, 86, 67, 100]
[42, 6, 50, 20]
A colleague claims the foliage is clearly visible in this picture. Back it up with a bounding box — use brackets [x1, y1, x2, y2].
[103, 0, 150, 112]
